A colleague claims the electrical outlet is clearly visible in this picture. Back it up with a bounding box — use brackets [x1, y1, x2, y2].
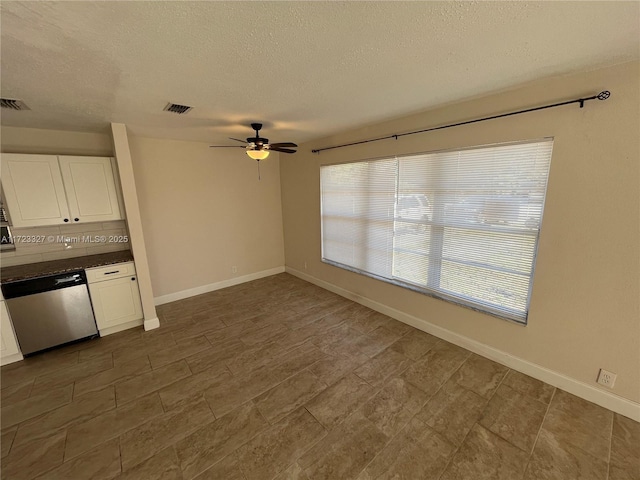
[596, 369, 616, 388]
[231, 266, 237, 274]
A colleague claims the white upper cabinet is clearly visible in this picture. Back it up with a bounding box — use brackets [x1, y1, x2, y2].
[1, 154, 71, 227]
[58, 156, 122, 223]
[1, 154, 123, 227]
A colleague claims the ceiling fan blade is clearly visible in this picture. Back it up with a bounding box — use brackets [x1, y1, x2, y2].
[269, 147, 297, 154]
[269, 142, 298, 148]
[209, 145, 246, 148]
[228, 137, 248, 144]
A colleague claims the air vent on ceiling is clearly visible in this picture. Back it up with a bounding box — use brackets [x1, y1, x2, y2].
[163, 102, 192, 114]
[0, 98, 30, 111]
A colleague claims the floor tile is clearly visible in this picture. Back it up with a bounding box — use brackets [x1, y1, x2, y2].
[2, 430, 66, 480]
[362, 378, 428, 437]
[148, 335, 211, 370]
[193, 453, 245, 480]
[609, 414, 640, 480]
[401, 341, 470, 395]
[115, 359, 192, 405]
[354, 348, 413, 388]
[175, 402, 268, 480]
[236, 407, 326, 480]
[441, 424, 529, 480]
[357, 417, 454, 480]
[308, 353, 367, 386]
[1, 427, 17, 458]
[502, 370, 555, 404]
[225, 340, 294, 376]
[204, 319, 256, 347]
[1, 351, 78, 389]
[479, 383, 548, 452]
[449, 353, 508, 399]
[416, 379, 487, 446]
[240, 322, 289, 346]
[35, 437, 121, 480]
[158, 364, 231, 411]
[205, 344, 325, 418]
[13, 386, 116, 447]
[343, 310, 390, 334]
[112, 330, 177, 367]
[113, 446, 182, 480]
[389, 329, 439, 360]
[119, 395, 214, 471]
[204, 365, 285, 418]
[256, 370, 328, 424]
[74, 355, 151, 397]
[273, 463, 309, 480]
[171, 318, 226, 343]
[185, 339, 247, 374]
[1, 379, 34, 407]
[524, 428, 608, 480]
[65, 393, 164, 460]
[29, 354, 113, 396]
[1, 384, 73, 429]
[353, 325, 404, 357]
[76, 329, 142, 363]
[542, 389, 612, 462]
[299, 411, 389, 480]
[360, 385, 415, 437]
[305, 373, 375, 429]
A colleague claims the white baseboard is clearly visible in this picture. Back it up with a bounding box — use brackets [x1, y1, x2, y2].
[154, 266, 286, 306]
[143, 317, 160, 331]
[99, 318, 144, 336]
[0, 352, 23, 366]
[285, 266, 640, 422]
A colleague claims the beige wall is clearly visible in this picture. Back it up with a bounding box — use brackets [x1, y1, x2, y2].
[280, 61, 640, 403]
[128, 136, 285, 298]
[1, 126, 113, 156]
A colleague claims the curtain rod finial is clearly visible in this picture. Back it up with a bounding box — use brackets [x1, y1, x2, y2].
[597, 91, 611, 101]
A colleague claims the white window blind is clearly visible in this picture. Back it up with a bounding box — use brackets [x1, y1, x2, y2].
[320, 139, 553, 323]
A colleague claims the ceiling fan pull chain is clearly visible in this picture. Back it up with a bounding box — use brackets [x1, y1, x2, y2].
[257, 160, 261, 181]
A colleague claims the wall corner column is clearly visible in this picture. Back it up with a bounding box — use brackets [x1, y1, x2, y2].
[110, 123, 159, 331]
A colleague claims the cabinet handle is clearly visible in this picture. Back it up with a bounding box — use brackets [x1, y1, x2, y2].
[74, 218, 79, 222]
[64, 218, 69, 222]
[131, 277, 136, 281]
[104, 270, 120, 275]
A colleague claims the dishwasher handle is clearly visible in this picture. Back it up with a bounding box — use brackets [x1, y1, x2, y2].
[55, 274, 82, 285]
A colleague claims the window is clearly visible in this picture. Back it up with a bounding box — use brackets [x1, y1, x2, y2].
[320, 139, 553, 323]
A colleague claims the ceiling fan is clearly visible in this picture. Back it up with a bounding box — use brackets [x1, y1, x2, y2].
[209, 123, 297, 161]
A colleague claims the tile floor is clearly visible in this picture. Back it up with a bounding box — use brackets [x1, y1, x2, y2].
[1, 273, 638, 480]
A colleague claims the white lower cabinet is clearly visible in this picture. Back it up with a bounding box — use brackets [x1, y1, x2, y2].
[87, 262, 143, 336]
[1, 300, 23, 365]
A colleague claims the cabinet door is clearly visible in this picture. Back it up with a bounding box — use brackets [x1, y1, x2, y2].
[58, 156, 122, 223]
[1, 154, 70, 227]
[1, 300, 21, 359]
[89, 276, 143, 330]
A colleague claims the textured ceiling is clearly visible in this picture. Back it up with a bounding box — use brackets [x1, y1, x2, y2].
[1, 1, 638, 145]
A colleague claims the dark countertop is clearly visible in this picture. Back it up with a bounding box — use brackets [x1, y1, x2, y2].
[1, 250, 134, 283]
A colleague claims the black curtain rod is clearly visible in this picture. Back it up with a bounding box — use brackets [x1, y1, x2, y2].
[311, 90, 611, 154]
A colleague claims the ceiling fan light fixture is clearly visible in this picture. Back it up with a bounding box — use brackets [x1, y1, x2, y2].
[246, 149, 270, 160]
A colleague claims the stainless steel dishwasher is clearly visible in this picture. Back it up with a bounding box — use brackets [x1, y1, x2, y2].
[2, 270, 98, 355]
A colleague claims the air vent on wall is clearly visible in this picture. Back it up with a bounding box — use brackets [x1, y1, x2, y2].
[0, 98, 30, 111]
[163, 102, 192, 114]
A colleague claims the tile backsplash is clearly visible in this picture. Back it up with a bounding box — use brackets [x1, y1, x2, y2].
[1, 220, 130, 267]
